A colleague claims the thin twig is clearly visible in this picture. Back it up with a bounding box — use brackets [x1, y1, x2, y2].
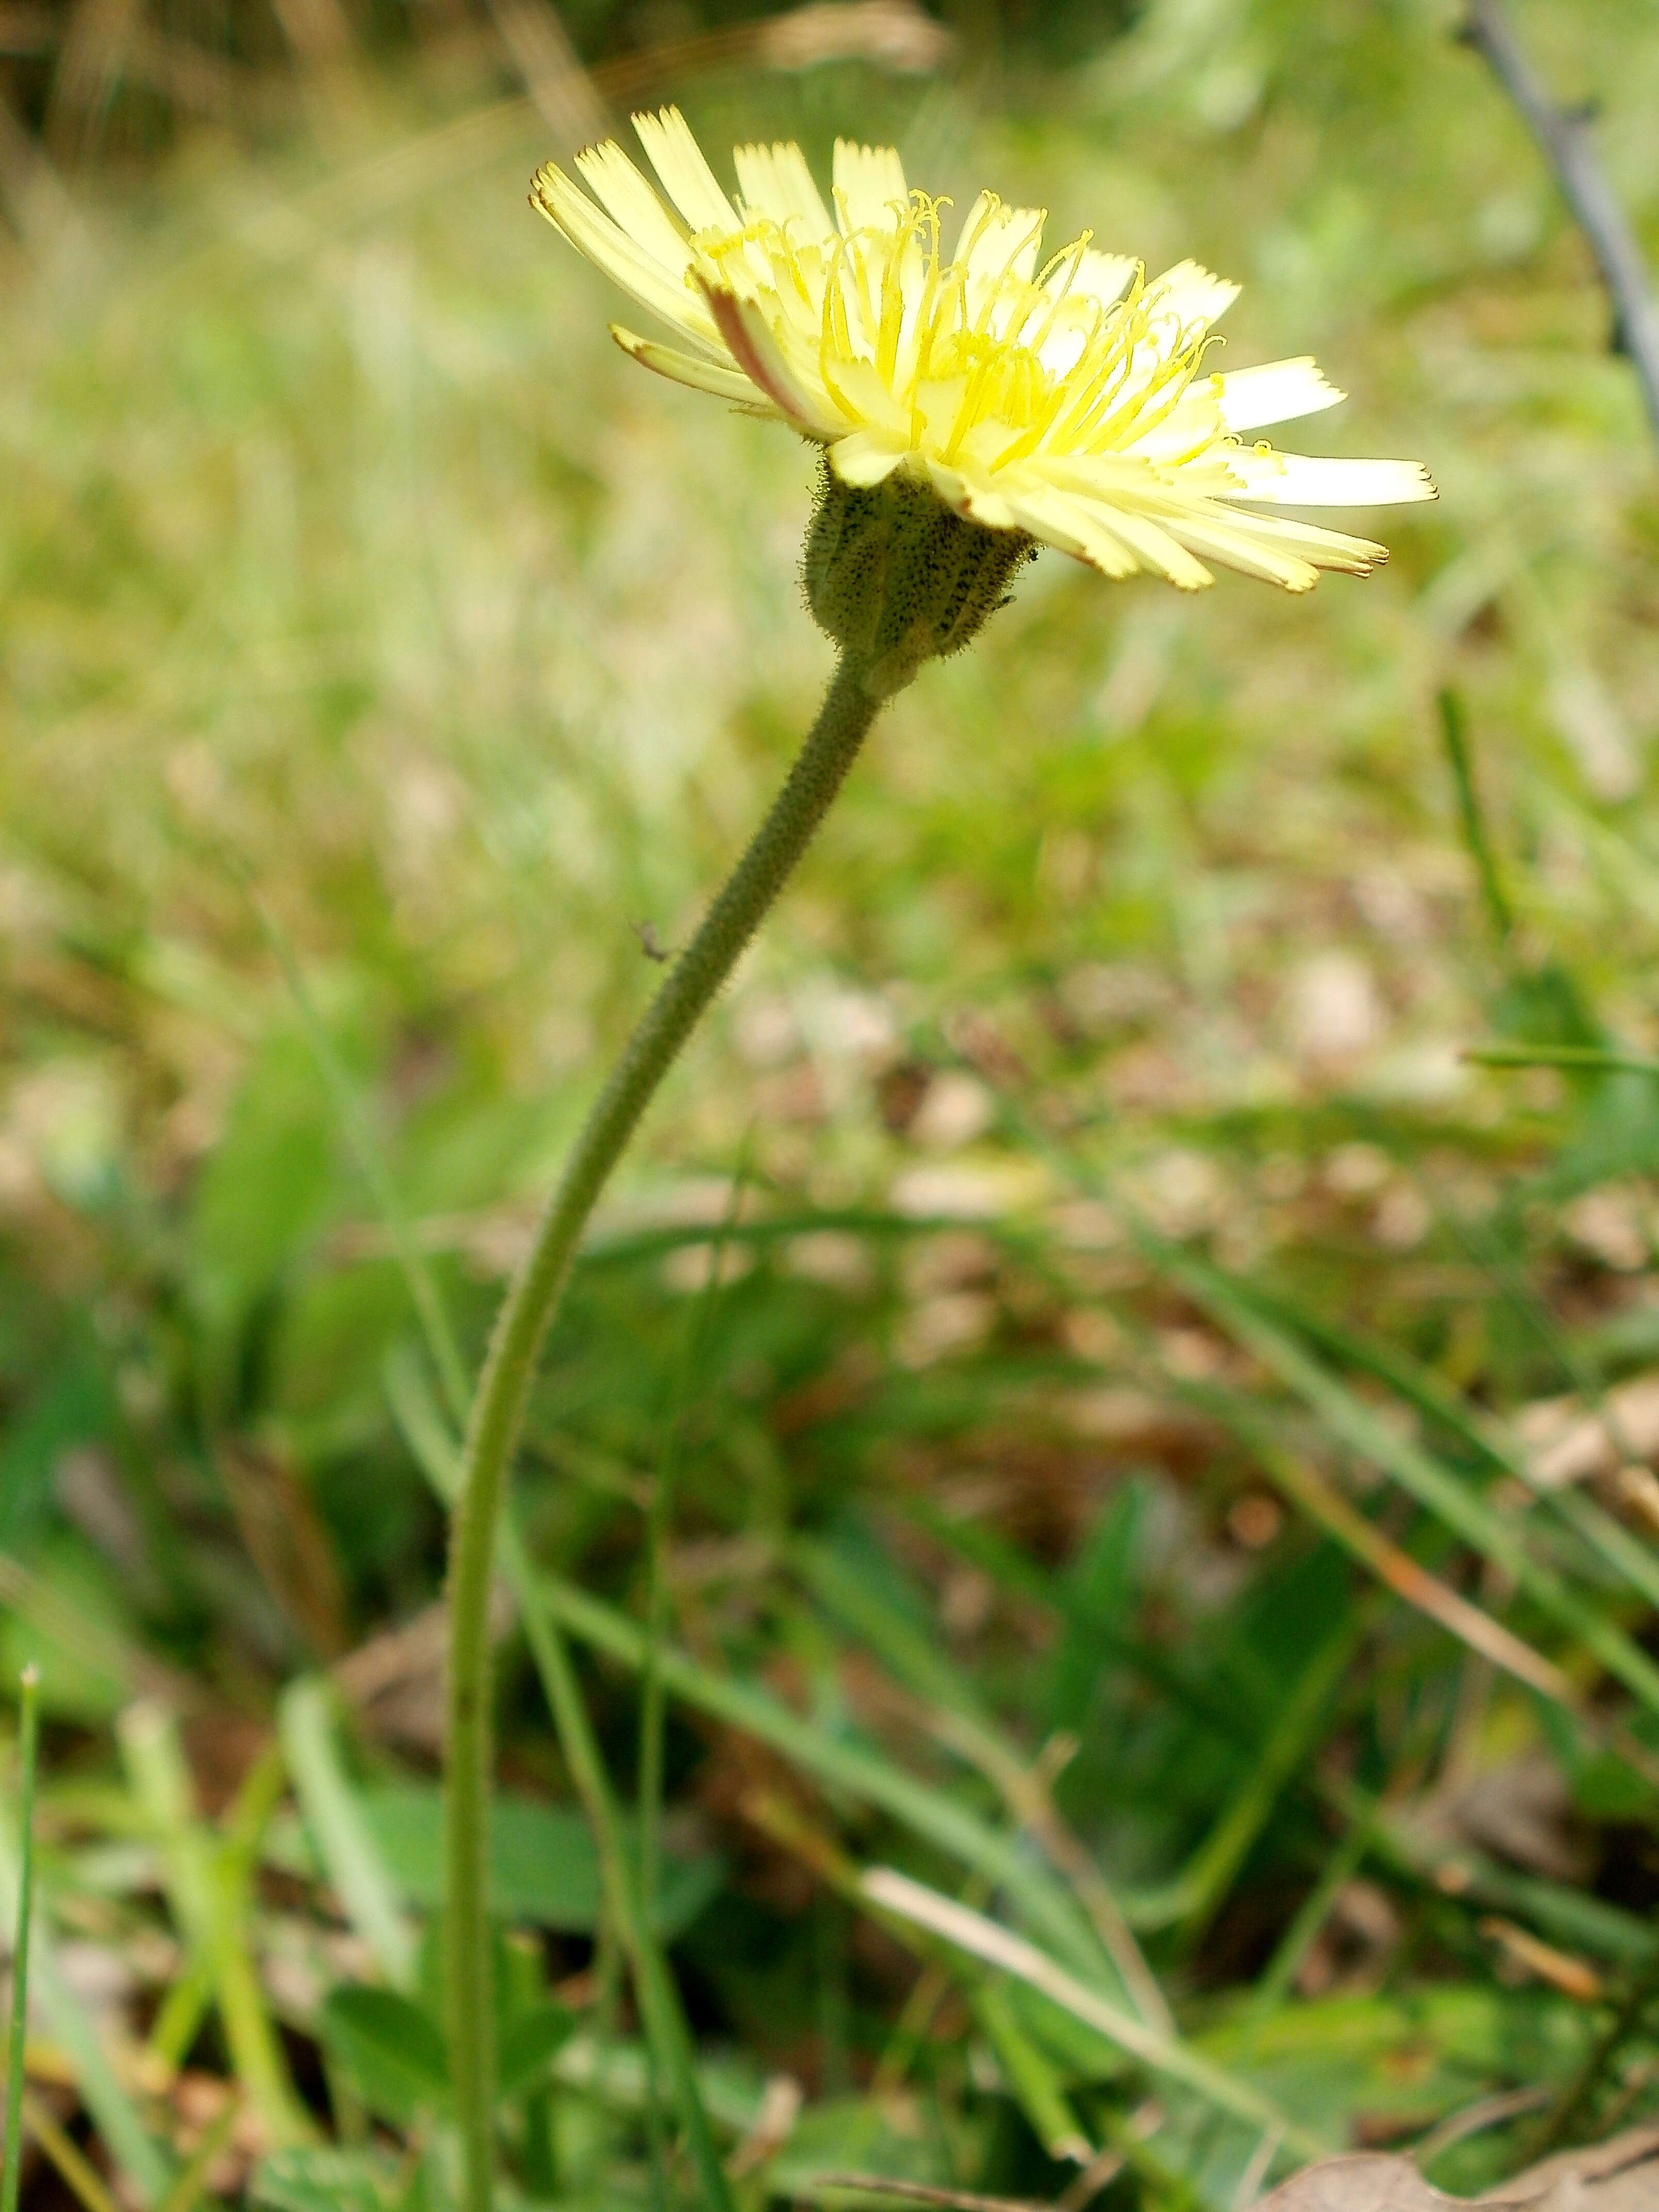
[1460, 0, 1659, 452]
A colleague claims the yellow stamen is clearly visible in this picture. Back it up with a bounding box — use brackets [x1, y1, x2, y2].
[534, 108, 1437, 596]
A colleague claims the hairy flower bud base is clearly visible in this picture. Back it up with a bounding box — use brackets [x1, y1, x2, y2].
[803, 464, 1034, 698]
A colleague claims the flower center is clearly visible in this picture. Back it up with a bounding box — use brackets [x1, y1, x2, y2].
[692, 191, 1219, 468]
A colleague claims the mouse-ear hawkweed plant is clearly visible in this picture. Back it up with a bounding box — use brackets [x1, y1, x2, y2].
[444, 109, 1435, 2211]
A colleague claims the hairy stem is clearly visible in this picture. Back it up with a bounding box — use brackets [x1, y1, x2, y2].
[443, 654, 880, 2212]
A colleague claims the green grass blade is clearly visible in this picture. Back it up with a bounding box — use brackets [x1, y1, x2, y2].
[793, 1539, 997, 1733]
[0, 1556, 191, 1712]
[278, 1678, 418, 1993]
[1331, 1774, 1655, 1966]
[792, 1535, 1169, 2025]
[118, 1702, 311, 2146]
[0, 1727, 170, 2204]
[251, 883, 471, 1429]
[971, 1984, 1092, 2166]
[153, 2102, 239, 2212]
[1173, 1383, 1578, 1706]
[144, 1959, 214, 2076]
[1248, 1807, 1375, 2014]
[977, 1087, 1659, 1714]
[388, 1360, 737, 2212]
[1229, 1282, 1659, 1618]
[3, 1669, 39, 2212]
[534, 1568, 1181, 1940]
[1136, 1231, 1659, 1719]
[861, 1868, 1328, 2163]
[1439, 689, 1514, 948]
[1433, 1193, 1659, 1615]
[1467, 1042, 1659, 1077]
[285, 918, 734, 2201]
[18, 2090, 124, 2212]
[638, 1149, 750, 2185]
[1143, 1611, 1363, 1941]
[512, 1555, 736, 2212]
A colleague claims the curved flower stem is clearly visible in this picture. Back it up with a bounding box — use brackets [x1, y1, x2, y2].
[444, 652, 881, 2212]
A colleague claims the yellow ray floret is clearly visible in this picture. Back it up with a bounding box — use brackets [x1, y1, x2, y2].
[532, 109, 1436, 594]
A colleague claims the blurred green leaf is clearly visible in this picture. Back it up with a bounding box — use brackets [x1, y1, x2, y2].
[279, 1678, 418, 1991]
[0, 1541, 131, 1722]
[189, 1032, 337, 1389]
[0, 1345, 111, 1559]
[318, 1987, 449, 2126]
[359, 1782, 721, 1940]
[497, 2000, 577, 2103]
[253, 2148, 402, 2212]
[0, 1793, 172, 2204]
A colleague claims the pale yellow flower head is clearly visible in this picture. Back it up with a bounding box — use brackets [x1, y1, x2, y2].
[533, 109, 1435, 595]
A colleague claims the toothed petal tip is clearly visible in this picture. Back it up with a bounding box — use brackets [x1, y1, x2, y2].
[533, 107, 1433, 603]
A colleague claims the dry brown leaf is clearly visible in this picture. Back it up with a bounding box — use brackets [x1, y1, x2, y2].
[1255, 2124, 1659, 2211]
[1498, 2124, 1659, 2210]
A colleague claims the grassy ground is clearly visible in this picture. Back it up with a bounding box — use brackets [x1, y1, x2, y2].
[5, 2, 1659, 2206]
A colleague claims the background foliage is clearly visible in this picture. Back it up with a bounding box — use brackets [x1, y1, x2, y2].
[5, 1, 1659, 2207]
